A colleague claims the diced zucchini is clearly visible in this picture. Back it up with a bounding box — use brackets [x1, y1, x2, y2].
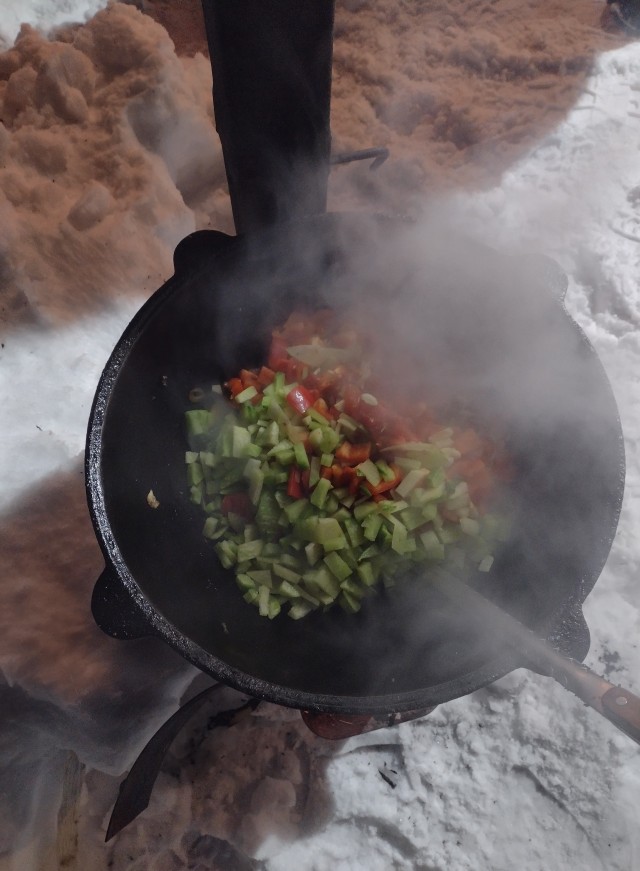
[273, 563, 302, 583]
[236, 385, 258, 404]
[304, 541, 323, 566]
[258, 585, 271, 617]
[324, 551, 353, 581]
[236, 573, 256, 592]
[338, 590, 361, 613]
[289, 601, 314, 620]
[247, 569, 273, 587]
[477, 554, 494, 572]
[357, 459, 381, 487]
[236, 539, 264, 563]
[310, 477, 333, 509]
[353, 501, 378, 521]
[187, 462, 204, 490]
[293, 441, 310, 469]
[362, 513, 383, 542]
[185, 409, 212, 437]
[277, 579, 301, 598]
[460, 517, 480, 536]
[356, 561, 377, 587]
[309, 456, 321, 488]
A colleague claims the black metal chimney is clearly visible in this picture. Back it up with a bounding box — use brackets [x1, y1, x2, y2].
[202, 0, 336, 235]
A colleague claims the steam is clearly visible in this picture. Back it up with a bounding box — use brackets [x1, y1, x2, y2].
[0, 1, 635, 867]
[183, 205, 622, 704]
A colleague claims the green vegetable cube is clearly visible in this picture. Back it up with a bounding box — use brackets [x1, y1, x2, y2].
[324, 552, 353, 581]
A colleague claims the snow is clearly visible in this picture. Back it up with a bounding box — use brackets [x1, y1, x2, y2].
[0, 1, 639, 870]
[0, 0, 107, 51]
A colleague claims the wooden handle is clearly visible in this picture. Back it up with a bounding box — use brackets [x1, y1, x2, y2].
[430, 573, 640, 746]
[600, 686, 640, 744]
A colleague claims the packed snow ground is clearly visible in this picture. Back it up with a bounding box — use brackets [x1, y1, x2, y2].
[0, 2, 639, 870]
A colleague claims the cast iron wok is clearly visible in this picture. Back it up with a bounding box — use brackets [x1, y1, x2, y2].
[86, 212, 625, 715]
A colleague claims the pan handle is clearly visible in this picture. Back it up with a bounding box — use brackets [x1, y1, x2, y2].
[202, 0, 335, 234]
[432, 574, 640, 746]
[601, 687, 640, 744]
[536, 647, 640, 745]
[91, 567, 155, 641]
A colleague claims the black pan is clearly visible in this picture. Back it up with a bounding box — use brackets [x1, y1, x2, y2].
[86, 0, 625, 718]
[86, 211, 625, 715]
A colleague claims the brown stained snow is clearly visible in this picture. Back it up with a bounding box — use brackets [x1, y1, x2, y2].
[0, 4, 225, 327]
[142, 0, 632, 217]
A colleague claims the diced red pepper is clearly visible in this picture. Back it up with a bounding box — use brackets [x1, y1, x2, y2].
[286, 385, 315, 415]
[300, 469, 311, 494]
[347, 468, 360, 495]
[311, 397, 332, 421]
[447, 457, 486, 481]
[272, 358, 304, 382]
[257, 366, 275, 387]
[239, 369, 260, 389]
[330, 464, 359, 488]
[335, 441, 371, 465]
[287, 468, 303, 499]
[362, 463, 402, 497]
[221, 492, 254, 520]
[454, 428, 485, 457]
[330, 464, 344, 486]
[467, 465, 493, 508]
[226, 377, 244, 397]
[268, 336, 288, 369]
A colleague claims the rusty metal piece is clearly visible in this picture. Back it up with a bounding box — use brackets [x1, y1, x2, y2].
[330, 147, 390, 170]
[301, 706, 436, 739]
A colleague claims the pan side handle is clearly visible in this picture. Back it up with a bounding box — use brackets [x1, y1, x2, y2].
[92, 567, 155, 641]
[172, 230, 234, 275]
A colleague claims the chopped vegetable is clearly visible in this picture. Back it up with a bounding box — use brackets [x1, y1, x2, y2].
[185, 309, 512, 619]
